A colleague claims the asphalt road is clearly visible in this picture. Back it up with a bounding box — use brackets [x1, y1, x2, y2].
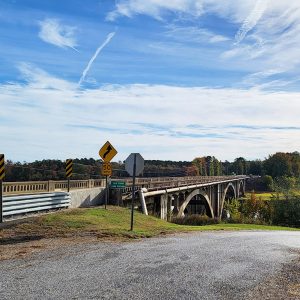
[1, 231, 300, 300]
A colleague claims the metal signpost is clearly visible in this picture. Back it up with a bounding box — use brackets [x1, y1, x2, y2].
[0, 154, 5, 223]
[99, 141, 117, 209]
[125, 153, 144, 231]
[101, 162, 112, 209]
[66, 159, 73, 192]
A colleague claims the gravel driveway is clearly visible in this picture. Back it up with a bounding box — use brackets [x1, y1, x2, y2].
[1, 231, 300, 299]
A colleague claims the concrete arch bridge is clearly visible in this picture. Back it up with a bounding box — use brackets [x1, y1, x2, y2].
[115, 176, 248, 220]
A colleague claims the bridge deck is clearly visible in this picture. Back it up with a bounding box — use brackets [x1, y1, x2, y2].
[113, 175, 248, 197]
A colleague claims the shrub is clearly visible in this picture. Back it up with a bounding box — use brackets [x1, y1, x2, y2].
[223, 199, 241, 220]
[263, 175, 274, 191]
[270, 197, 300, 227]
[172, 215, 220, 226]
[240, 192, 272, 223]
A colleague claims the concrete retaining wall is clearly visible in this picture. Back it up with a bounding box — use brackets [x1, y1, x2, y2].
[69, 187, 105, 208]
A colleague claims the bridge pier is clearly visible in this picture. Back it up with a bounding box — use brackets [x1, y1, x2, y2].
[160, 193, 168, 220]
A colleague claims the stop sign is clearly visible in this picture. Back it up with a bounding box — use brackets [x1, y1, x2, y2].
[125, 153, 144, 176]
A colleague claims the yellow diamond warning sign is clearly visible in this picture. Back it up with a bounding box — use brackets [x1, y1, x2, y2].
[99, 141, 117, 162]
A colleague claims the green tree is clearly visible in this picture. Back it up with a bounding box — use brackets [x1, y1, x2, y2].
[273, 176, 298, 200]
[263, 175, 274, 191]
[264, 152, 292, 177]
[249, 160, 263, 175]
[233, 157, 247, 175]
[213, 159, 221, 176]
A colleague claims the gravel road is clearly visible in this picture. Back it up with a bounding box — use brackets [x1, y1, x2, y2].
[1, 231, 300, 299]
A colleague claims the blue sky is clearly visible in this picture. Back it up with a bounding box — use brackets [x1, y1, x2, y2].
[1, 0, 300, 162]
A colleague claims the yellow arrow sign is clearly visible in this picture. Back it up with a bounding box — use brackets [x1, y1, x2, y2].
[99, 141, 117, 162]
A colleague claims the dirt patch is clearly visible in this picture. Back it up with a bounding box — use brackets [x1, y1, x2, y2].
[0, 231, 155, 261]
[0, 235, 44, 245]
[247, 251, 300, 300]
[0, 236, 108, 261]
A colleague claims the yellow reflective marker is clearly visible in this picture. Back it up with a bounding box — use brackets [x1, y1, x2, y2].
[99, 141, 117, 162]
[66, 159, 73, 178]
[101, 162, 112, 176]
[0, 154, 5, 180]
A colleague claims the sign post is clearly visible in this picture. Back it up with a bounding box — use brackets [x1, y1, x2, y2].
[125, 153, 144, 231]
[99, 141, 117, 209]
[66, 159, 73, 192]
[0, 154, 5, 223]
[101, 162, 112, 209]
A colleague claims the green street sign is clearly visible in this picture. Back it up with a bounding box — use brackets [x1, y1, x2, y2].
[110, 181, 126, 189]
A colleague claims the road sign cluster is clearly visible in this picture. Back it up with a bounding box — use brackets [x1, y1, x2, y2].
[0, 143, 145, 227]
[99, 141, 117, 177]
[98, 141, 145, 230]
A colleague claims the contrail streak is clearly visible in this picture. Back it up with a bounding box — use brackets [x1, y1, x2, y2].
[78, 31, 116, 86]
[235, 0, 269, 44]
[70, 46, 80, 53]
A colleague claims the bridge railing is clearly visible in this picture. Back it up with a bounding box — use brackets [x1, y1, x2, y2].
[3, 176, 247, 196]
[113, 175, 247, 194]
[3, 179, 105, 195]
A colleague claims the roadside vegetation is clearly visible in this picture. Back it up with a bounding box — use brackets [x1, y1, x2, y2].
[217, 186, 300, 228]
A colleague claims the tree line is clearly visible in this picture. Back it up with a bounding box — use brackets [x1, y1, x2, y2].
[3, 151, 300, 182]
[3, 158, 192, 181]
[191, 152, 300, 178]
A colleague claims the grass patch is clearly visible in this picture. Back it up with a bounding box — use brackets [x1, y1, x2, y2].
[0, 206, 298, 245]
[245, 192, 274, 201]
[245, 190, 300, 201]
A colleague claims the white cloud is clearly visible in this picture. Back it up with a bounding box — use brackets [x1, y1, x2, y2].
[1, 64, 300, 162]
[106, 0, 205, 21]
[38, 18, 78, 51]
[106, 1, 258, 22]
[164, 24, 229, 44]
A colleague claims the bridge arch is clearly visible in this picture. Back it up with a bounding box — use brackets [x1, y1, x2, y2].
[177, 189, 214, 218]
[219, 183, 237, 217]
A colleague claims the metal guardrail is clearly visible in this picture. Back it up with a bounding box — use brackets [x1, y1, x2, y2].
[3, 192, 70, 218]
